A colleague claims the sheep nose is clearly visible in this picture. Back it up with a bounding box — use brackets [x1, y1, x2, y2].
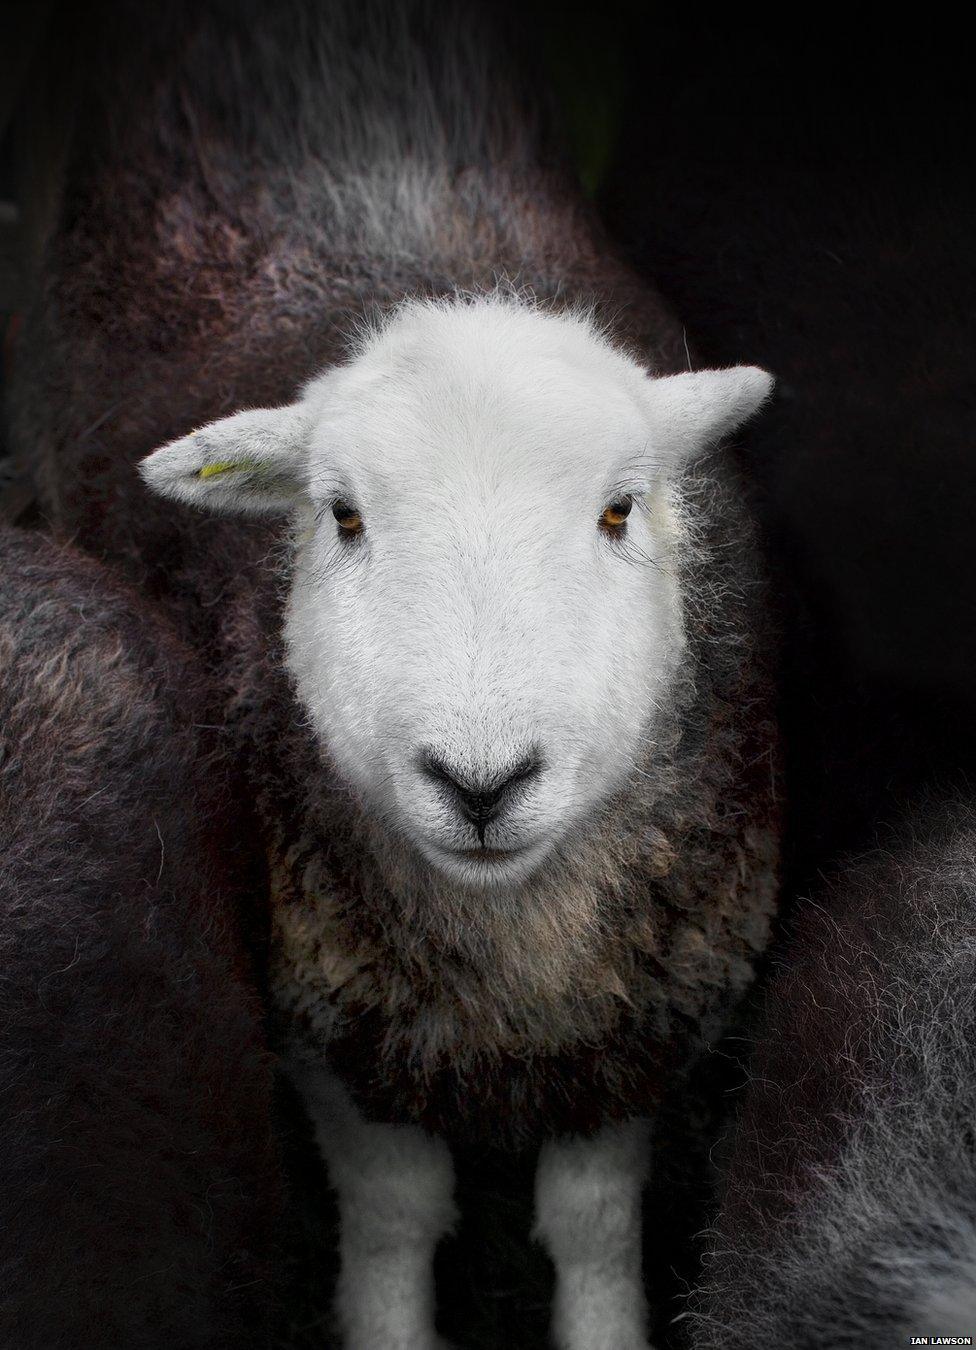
[419, 748, 543, 843]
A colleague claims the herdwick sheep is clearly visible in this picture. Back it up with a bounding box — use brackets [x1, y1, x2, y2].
[0, 525, 282, 1348]
[12, 2, 782, 1345]
[689, 798, 976, 1348]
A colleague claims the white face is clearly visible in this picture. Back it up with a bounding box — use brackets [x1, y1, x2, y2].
[141, 298, 773, 890]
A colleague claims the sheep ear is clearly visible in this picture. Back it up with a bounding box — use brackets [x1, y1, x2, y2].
[644, 366, 775, 470]
[139, 405, 311, 516]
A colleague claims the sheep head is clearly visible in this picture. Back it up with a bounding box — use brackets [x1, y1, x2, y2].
[141, 295, 773, 890]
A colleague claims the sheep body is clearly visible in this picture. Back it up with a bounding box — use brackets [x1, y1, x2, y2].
[11, 2, 781, 1343]
[0, 525, 281, 1348]
[138, 287, 780, 1148]
[692, 799, 976, 1347]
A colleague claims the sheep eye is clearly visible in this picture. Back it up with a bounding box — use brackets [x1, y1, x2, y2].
[332, 500, 363, 535]
[599, 496, 633, 532]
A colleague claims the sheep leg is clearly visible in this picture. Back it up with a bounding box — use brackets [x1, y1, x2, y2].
[534, 1118, 654, 1350]
[289, 1061, 457, 1350]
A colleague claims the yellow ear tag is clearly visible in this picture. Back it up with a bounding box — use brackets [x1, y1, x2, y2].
[198, 460, 251, 480]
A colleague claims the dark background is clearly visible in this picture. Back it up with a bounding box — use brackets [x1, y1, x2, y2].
[1, 3, 973, 1345]
[599, 4, 976, 902]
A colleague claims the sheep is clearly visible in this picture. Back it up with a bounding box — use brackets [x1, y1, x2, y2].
[0, 524, 282, 1349]
[11, 2, 782, 1345]
[689, 797, 976, 1348]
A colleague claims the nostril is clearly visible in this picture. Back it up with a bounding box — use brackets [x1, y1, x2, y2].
[418, 750, 468, 800]
[489, 752, 544, 806]
[418, 748, 544, 838]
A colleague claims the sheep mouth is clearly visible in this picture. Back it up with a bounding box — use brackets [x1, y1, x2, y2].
[420, 837, 551, 887]
[458, 846, 524, 863]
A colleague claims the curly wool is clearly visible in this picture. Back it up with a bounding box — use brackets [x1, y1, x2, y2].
[0, 526, 281, 1350]
[691, 798, 976, 1348]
